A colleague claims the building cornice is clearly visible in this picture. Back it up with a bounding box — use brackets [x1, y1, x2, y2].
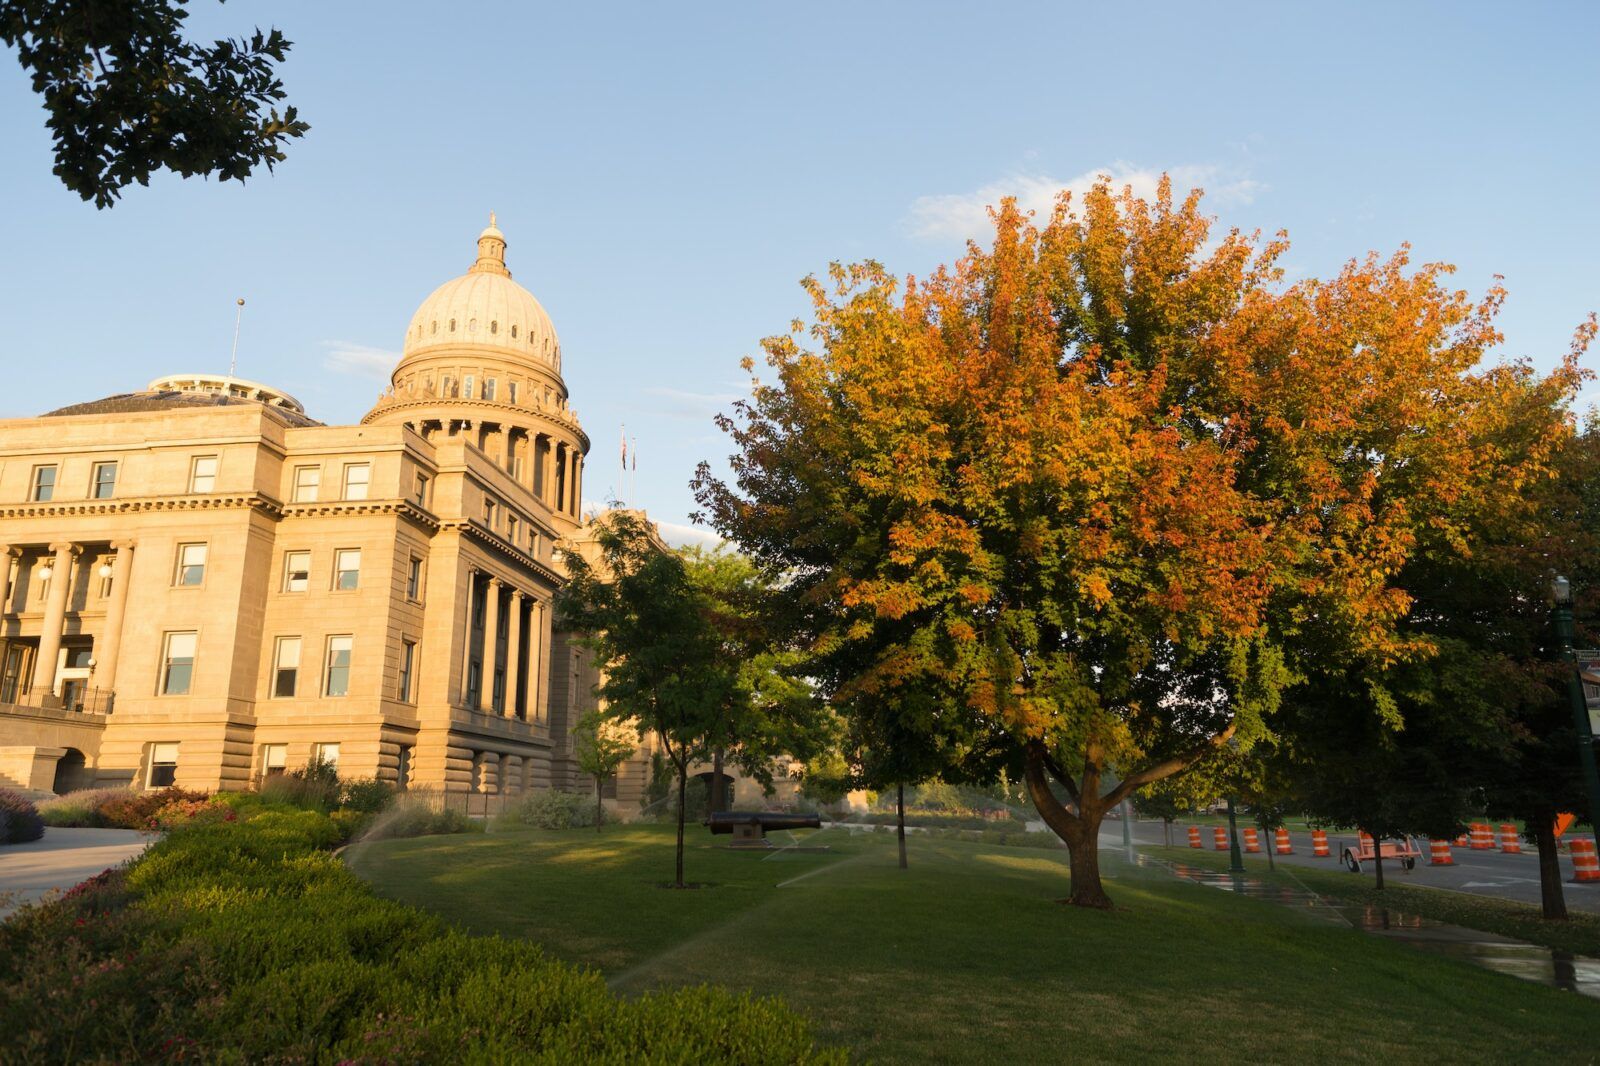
[0, 492, 283, 521]
[446, 518, 564, 586]
[281, 498, 441, 531]
[362, 396, 590, 450]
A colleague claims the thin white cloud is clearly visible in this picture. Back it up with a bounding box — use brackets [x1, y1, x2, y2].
[655, 520, 725, 549]
[906, 162, 1265, 242]
[637, 385, 743, 421]
[323, 341, 399, 380]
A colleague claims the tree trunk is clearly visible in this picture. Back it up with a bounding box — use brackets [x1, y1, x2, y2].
[595, 776, 604, 833]
[712, 748, 725, 813]
[1163, 817, 1172, 847]
[1022, 744, 1110, 907]
[1371, 831, 1385, 891]
[1263, 827, 1275, 872]
[674, 762, 687, 888]
[896, 782, 908, 869]
[1534, 817, 1569, 921]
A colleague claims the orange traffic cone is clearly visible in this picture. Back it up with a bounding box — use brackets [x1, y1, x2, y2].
[1499, 824, 1523, 854]
[1275, 828, 1293, 854]
[1312, 829, 1330, 857]
[1213, 827, 1229, 851]
[1187, 826, 1202, 849]
[1571, 838, 1600, 884]
[1469, 823, 1494, 850]
[1243, 828, 1261, 853]
[1428, 839, 1455, 866]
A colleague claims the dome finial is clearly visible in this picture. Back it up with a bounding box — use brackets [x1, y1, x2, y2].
[473, 213, 510, 278]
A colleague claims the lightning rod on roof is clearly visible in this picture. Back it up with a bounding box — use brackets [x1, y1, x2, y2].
[227, 298, 245, 382]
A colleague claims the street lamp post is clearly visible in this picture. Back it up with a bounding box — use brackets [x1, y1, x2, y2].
[1225, 797, 1246, 874]
[1552, 575, 1600, 835]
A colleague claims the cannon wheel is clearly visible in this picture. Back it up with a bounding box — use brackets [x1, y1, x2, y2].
[1342, 848, 1361, 873]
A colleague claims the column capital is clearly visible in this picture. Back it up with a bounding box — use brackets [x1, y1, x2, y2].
[486, 575, 502, 590]
[1, 545, 20, 559]
[110, 538, 137, 551]
[47, 542, 82, 559]
[508, 587, 523, 604]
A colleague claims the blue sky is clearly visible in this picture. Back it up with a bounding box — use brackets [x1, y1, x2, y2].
[2, 2, 1596, 545]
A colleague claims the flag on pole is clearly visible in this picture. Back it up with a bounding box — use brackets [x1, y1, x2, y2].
[620, 425, 627, 472]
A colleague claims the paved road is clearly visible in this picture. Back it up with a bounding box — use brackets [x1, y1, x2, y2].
[1100, 820, 1600, 913]
[0, 827, 150, 919]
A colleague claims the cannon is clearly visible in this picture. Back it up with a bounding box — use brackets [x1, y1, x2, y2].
[705, 810, 822, 847]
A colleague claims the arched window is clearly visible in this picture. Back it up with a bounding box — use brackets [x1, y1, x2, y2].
[510, 325, 518, 339]
[468, 318, 477, 333]
[490, 320, 498, 335]
[449, 318, 456, 332]
[430, 320, 437, 335]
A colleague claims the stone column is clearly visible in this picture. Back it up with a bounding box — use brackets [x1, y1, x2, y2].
[92, 541, 135, 703]
[31, 542, 78, 700]
[0, 547, 14, 614]
[459, 568, 476, 706]
[503, 589, 523, 718]
[479, 577, 501, 713]
[542, 436, 557, 509]
[571, 454, 583, 517]
[534, 599, 554, 725]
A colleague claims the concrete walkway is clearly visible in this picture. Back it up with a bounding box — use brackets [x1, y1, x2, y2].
[0, 827, 151, 919]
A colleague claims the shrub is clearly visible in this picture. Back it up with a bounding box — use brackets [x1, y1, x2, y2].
[259, 773, 338, 812]
[0, 806, 844, 1062]
[96, 787, 208, 830]
[503, 789, 603, 830]
[150, 795, 237, 832]
[339, 777, 396, 814]
[359, 798, 481, 841]
[0, 790, 45, 844]
[37, 787, 136, 827]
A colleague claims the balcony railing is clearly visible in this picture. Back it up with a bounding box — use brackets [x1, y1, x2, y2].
[0, 686, 113, 715]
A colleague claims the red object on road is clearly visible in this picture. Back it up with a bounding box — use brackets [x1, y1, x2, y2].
[1498, 824, 1522, 854]
[1428, 839, 1455, 866]
[1213, 827, 1229, 851]
[1243, 828, 1261, 853]
[1275, 828, 1293, 854]
[1187, 826, 1202, 849]
[1571, 838, 1600, 883]
[1312, 829, 1330, 857]
[1454, 832, 1469, 847]
[1342, 835, 1422, 873]
[1469, 823, 1494, 850]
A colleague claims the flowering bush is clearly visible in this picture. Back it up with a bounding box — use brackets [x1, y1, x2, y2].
[149, 796, 237, 832]
[95, 787, 208, 830]
[0, 789, 44, 844]
[37, 787, 135, 827]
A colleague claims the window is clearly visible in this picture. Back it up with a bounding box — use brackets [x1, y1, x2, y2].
[483, 498, 497, 530]
[30, 465, 56, 502]
[413, 472, 429, 506]
[484, 378, 497, 401]
[161, 632, 197, 695]
[399, 638, 416, 702]
[273, 636, 301, 698]
[506, 514, 519, 545]
[406, 556, 422, 600]
[466, 662, 480, 705]
[489, 320, 498, 335]
[463, 374, 475, 399]
[493, 668, 505, 714]
[261, 744, 287, 778]
[396, 746, 412, 789]
[173, 543, 207, 586]
[189, 455, 218, 493]
[509, 381, 519, 404]
[511, 454, 523, 479]
[283, 550, 310, 592]
[342, 463, 370, 501]
[91, 462, 117, 499]
[324, 635, 352, 697]
[312, 742, 341, 769]
[334, 548, 361, 591]
[148, 742, 179, 788]
[292, 465, 320, 502]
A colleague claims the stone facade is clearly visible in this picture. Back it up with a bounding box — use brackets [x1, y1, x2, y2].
[0, 219, 655, 805]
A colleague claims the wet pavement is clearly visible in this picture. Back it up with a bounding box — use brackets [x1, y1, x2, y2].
[1148, 855, 1600, 1000]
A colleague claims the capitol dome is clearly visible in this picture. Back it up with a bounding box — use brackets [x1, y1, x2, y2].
[399, 214, 561, 374]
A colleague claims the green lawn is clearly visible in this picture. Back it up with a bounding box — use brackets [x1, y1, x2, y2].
[345, 824, 1599, 1064]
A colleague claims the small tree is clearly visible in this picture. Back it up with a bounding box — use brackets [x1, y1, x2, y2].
[573, 710, 636, 833]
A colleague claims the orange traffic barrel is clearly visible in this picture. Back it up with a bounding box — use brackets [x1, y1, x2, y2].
[1312, 829, 1330, 857]
[1469, 823, 1494, 850]
[1243, 828, 1261, 853]
[1275, 828, 1293, 854]
[1571, 838, 1600, 883]
[1428, 839, 1455, 866]
[1187, 826, 1202, 849]
[1499, 824, 1522, 854]
[1213, 827, 1229, 850]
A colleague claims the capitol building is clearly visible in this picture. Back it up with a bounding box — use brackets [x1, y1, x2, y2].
[0, 218, 655, 804]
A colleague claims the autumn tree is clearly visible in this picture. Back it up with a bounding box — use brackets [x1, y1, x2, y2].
[1, 0, 308, 207]
[695, 176, 1584, 907]
[572, 709, 636, 833]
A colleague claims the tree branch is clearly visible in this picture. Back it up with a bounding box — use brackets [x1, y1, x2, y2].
[1041, 748, 1081, 807]
[1102, 718, 1238, 810]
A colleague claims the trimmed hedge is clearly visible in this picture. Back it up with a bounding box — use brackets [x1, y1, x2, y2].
[0, 806, 843, 1063]
[0, 789, 44, 844]
[503, 789, 606, 830]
